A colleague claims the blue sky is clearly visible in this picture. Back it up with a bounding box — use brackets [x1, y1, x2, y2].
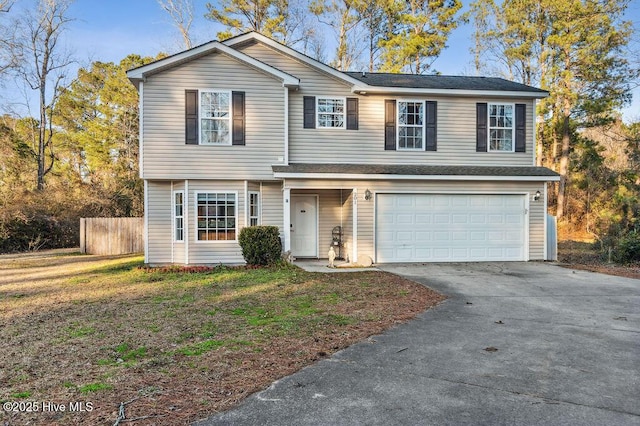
[3, 0, 639, 121]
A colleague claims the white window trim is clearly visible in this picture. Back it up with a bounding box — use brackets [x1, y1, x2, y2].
[316, 96, 346, 129]
[248, 191, 261, 226]
[194, 191, 239, 243]
[199, 89, 232, 146]
[172, 190, 185, 243]
[397, 99, 426, 151]
[487, 102, 516, 153]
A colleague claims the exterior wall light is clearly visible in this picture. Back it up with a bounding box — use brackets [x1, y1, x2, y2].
[364, 189, 372, 201]
[533, 190, 541, 201]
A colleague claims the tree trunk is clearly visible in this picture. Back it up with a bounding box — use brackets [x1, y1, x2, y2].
[556, 109, 571, 219]
[536, 113, 544, 167]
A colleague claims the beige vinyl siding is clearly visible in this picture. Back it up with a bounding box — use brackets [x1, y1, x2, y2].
[341, 190, 354, 261]
[142, 51, 285, 180]
[187, 180, 246, 264]
[260, 181, 284, 233]
[283, 179, 546, 261]
[238, 42, 536, 167]
[147, 181, 173, 264]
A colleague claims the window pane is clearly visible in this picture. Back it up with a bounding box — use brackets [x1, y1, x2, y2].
[201, 92, 229, 118]
[317, 98, 345, 128]
[197, 193, 236, 240]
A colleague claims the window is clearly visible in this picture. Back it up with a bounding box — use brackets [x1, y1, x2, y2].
[248, 192, 260, 226]
[173, 191, 184, 242]
[488, 103, 514, 152]
[398, 101, 424, 150]
[196, 193, 236, 241]
[200, 91, 230, 144]
[317, 97, 345, 129]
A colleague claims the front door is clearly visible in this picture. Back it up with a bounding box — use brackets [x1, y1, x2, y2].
[291, 195, 318, 257]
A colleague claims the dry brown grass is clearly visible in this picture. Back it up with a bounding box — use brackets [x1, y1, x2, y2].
[0, 252, 444, 425]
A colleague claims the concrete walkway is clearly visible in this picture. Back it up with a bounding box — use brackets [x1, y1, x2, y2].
[294, 259, 378, 273]
[197, 262, 640, 426]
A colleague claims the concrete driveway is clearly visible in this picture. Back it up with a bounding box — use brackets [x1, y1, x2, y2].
[198, 263, 640, 425]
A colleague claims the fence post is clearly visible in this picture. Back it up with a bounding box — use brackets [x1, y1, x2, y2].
[79, 218, 86, 254]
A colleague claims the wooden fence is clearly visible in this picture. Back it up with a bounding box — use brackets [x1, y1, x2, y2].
[80, 217, 144, 255]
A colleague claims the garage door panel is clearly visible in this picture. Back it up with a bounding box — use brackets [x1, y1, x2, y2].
[376, 194, 526, 262]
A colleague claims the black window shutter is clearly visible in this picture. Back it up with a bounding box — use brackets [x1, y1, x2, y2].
[425, 101, 437, 151]
[346, 97, 358, 130]
[476, 103, 488, 152]
[185, 89, 198, 145]
[232, 91, 245, 146]
[303, 96, 316, 129]
[384, 99, 396, 151]
[515, 103, 526, 152]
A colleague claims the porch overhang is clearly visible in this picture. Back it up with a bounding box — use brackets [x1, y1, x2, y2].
[273, 163, 561, 182]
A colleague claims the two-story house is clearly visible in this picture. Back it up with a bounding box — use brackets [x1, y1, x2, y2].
[126, 32, 559, 265]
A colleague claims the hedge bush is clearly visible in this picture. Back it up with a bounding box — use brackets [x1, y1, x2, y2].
[0, 213, 78, 253]
[238, 226, 282, 266]
[612, 231, 640, 264]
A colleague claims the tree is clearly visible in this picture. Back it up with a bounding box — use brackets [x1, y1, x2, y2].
[158, 0, 194, 49]
[379, 0, 461, 74]
[545, 0, 633, 218]
[354, 0, 386, 72]
[54, 54, 161, 217]
[12, 0, 75, 191]
[205, 0, 287, 41]
[309, 0, 361, 70]
[469, 0, 635, 219]
[0, 1, 18, 75]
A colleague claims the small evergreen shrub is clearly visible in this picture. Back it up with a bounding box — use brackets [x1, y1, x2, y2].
[238, 226, 282, 266]
[613, 231, 640, 264]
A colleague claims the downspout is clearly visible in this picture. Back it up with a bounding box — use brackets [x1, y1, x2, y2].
[185, 179, 189, 265]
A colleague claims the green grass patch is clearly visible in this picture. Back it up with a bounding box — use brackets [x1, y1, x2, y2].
[115, 343, 147, 361]
[177, 339, 225, 356]
[10, 391, 31, 399]
[78, 383, 113, 394]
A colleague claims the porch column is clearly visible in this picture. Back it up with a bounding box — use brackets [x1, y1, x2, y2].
[283, 187, 291, 252]
[352, 187, 358, 263]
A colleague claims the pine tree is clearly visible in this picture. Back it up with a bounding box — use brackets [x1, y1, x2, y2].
[379, 0, 461, 74]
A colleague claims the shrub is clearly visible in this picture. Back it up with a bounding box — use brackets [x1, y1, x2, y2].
[238, 226, 282, 266]
[612, 231, 640, 264]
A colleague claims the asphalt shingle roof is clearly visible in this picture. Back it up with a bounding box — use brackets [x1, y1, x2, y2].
[272, 163, 559, 178]
[343, 72, 547, 93]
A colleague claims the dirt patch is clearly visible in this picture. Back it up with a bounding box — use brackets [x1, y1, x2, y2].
[558, 240, 640, 279]
[0, 254, 444, 425]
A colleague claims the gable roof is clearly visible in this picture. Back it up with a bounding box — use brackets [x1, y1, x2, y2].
[126, 40, 299, 89]
[127, 31, 547, 98]
[345, 72, 547, 94]
[222, 31, 366, 87]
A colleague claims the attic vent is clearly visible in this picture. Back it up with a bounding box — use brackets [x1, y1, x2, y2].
[361, 71, 366, 77]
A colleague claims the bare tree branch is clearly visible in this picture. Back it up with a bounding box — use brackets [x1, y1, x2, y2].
[157, 0, 194, 49]
[12, 0, 75, 190]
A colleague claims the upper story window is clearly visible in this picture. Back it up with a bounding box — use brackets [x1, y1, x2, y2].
[317, 97, 345, 129]
[185, 90, 245, 146]
[398, 100, 424, 150]
[488, 103, 514, 152]
[200, 91, 231, 145]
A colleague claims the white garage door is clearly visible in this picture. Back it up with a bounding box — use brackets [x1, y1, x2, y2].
[376, 194, 527, 263]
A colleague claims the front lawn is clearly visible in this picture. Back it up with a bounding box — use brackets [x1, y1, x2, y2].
[0, 253, 443, 425]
